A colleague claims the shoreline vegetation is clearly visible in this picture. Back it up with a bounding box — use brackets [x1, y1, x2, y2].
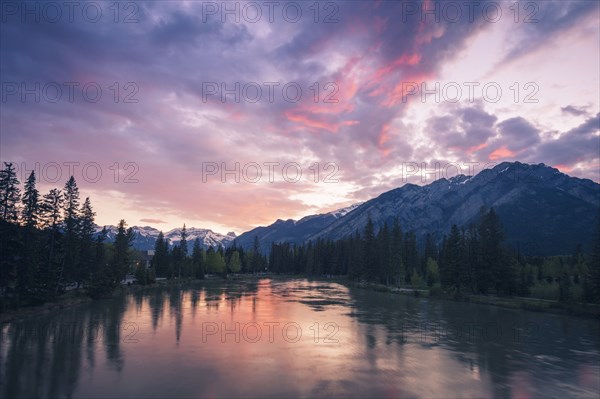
[1, 164, 600, 323]
[3, 274, 600, 324]
[345, 279, 600, 319]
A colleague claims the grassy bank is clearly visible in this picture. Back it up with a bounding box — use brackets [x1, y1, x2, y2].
[344, 279, 600, 319]
[461, 294, 600, 319]
[0, 291, 92, 323]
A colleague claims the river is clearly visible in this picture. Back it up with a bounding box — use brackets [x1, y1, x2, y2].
[1, 278, 599, 398]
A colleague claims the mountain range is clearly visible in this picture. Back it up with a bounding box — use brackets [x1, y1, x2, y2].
[94, 225, 236, 252]
[310, 162, 599, 255]
[233, 203, 362, 253]
[97, 162, 599, 256]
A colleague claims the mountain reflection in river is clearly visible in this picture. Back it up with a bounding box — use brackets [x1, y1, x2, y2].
[1, 279, 599, 398]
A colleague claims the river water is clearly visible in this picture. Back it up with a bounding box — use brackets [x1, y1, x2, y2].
[1, 278, 599, 398]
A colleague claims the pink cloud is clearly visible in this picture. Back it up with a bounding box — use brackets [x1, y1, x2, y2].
[466, 142, 489, 154]
[284, 111, 359, 133]
[489, 146, 517, 161]
[370, 53, 422, 83]
[378, 124, 392, 157]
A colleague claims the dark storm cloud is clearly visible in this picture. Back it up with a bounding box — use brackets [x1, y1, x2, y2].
[425, 103, 497, 151]
[533, 113, 599, 166]
[497, 116, 541, 151]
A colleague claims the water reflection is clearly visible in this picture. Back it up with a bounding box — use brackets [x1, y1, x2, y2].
[1, 292, 129, 398]
[345, 287, 600, 398]
[0, 278, 598, 398]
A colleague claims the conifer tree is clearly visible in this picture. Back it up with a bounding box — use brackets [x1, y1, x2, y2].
[78, 197, 96, 286]
[251, 235, 263, 273]
[152, 231, 170, 277]
[0, 164, 21, 297]
[40, 189, 64, 230]
[0, 162, 21, 223]
[440, 225, 462, 291]
[478, 208, 516, 295]
[111, 219, 134, 283]
[391, 219, 404, 286]
[177, 224, 188, 278]
[403, 231, 418, 284]
[363, 216, 376, 281]
[21, 171, 39, 228]
[62, 176, 81, 285]
[589, 213, 600, 302]
[422, 233, 437, 275]
[378, 222, 392, 284]
[37, 188, 64, 298]
[192, 238, 205, 279]
[87, 227, 114, 297]
[18, 171, 40, 302]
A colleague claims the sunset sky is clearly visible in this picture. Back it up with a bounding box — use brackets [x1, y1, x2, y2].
[1, 0, 599, 234]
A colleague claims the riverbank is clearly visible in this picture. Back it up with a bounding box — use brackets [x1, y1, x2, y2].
[0, 292, 93, 323]
[159, 273, 600, 319]
[344, 280, 600, 319]
[4, 274, 600, 323]
[0, 275, 251, 323]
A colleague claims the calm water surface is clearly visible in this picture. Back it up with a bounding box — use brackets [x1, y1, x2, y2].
[1, 278, 599, 398]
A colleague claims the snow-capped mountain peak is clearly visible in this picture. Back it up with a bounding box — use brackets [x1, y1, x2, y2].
[328, 202, 363, 218]
[93, 224, 235, 251]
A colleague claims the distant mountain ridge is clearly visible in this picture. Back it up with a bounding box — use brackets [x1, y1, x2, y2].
[94, 225, 236, 252]
[97, 162, 599, 256]
[233, 202, 363, 253]
[309, 162, 599, 255]
[95, 203, 363, 253]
